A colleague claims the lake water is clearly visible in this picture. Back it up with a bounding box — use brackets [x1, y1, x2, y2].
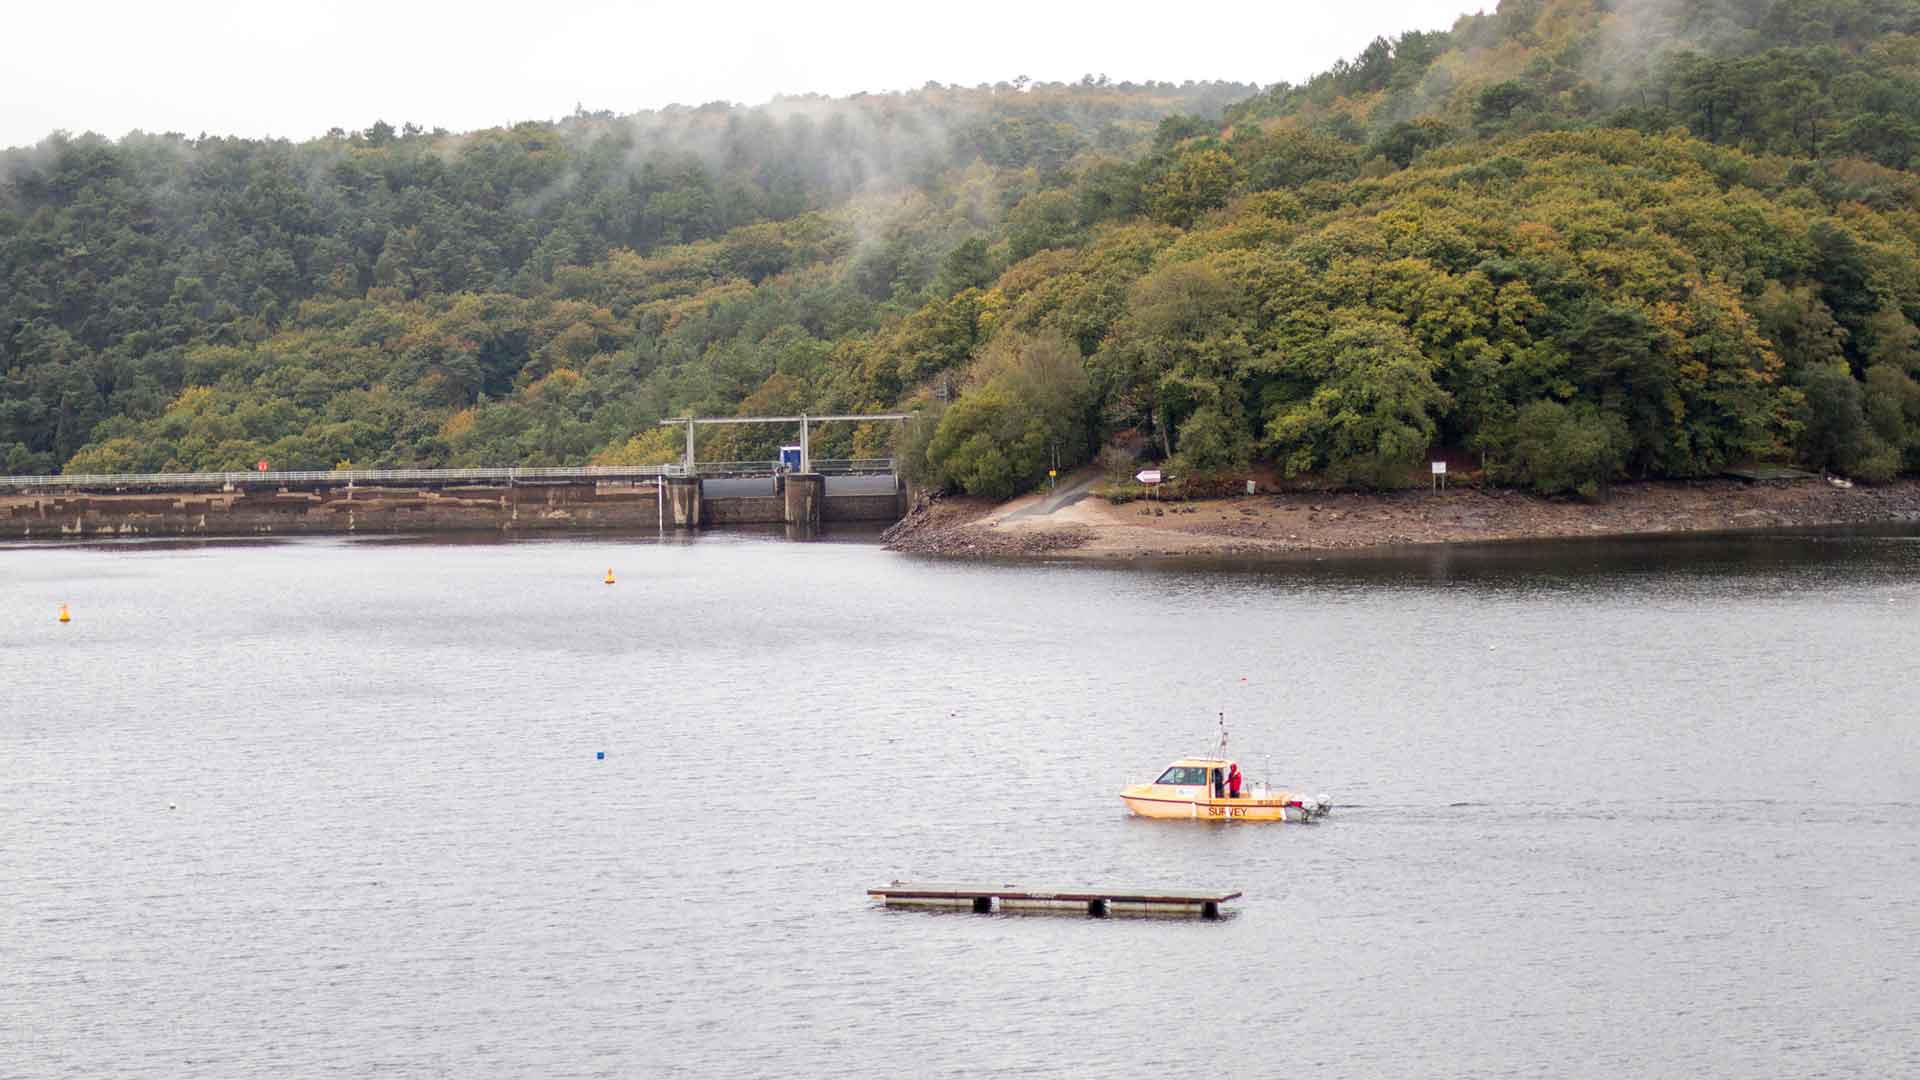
[3, 528, 1918, 1078]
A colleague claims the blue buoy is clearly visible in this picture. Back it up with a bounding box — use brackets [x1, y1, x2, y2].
[596, 751, 605, 760]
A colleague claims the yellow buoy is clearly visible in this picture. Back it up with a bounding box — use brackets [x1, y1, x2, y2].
[604, 568, 616, 585]
[58, 603, 70, 623]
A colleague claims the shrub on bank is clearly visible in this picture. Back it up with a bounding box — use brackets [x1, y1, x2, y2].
[1497, 400, 1631, 498]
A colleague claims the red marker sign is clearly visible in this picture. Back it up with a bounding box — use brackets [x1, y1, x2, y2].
[257, 460, 269, 472]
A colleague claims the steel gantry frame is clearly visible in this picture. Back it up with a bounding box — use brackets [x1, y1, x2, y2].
[658, 413, 913, 474]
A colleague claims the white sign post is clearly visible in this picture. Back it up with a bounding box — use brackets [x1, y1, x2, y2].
[1136, 469, 1163, 501]
[1431, 460, 1447, 491]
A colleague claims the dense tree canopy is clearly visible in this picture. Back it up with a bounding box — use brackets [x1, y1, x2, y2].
[2, 81, 1249, 473]
[12, 1, 1920, 497]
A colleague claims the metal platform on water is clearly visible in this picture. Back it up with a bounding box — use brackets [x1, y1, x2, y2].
[868, 881, 1241, 918]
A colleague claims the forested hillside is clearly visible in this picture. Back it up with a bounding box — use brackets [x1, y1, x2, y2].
[0, 81, 1249, 474]
[11, 0, 1920, 496]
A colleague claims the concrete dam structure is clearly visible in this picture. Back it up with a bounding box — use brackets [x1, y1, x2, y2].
[0, 465, 906, 539]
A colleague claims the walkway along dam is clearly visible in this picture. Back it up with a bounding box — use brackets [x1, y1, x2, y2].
[0, 462, 907, 539]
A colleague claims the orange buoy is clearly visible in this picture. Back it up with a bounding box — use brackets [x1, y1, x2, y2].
[58, 602, 70, 623]
[604, 568, 616, 585]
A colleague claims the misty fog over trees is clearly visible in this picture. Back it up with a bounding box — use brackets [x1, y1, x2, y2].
[9, 0, 1920, 497]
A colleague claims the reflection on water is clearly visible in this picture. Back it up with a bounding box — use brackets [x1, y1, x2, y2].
[3, 527, 1918, 1079]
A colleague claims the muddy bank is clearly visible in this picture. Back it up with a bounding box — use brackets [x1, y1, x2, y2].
[883, 479, 1920, 560]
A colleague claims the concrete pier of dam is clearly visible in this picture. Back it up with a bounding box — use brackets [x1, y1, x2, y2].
[0, 468, 905, 539]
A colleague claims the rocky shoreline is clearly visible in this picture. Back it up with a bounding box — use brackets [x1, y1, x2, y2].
[882, 478, 1920, 561]
[881, 501, 1094, 556]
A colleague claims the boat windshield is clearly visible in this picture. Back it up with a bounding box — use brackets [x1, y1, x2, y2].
[1154, 766, 1212, 786]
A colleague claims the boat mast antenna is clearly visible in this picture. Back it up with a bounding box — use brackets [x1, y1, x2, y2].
[1217, 712, 1228, 757]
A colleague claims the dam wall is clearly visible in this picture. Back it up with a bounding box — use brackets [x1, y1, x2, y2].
[0, 478, 906, 539]
[824, 491, 909, 523]
[0, 482, 663, 538]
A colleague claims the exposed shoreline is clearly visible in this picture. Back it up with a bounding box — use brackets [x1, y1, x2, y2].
[881, 478, 1920, 560]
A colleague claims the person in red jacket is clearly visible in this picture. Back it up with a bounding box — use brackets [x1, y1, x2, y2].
[1227, 762, 1243, 799]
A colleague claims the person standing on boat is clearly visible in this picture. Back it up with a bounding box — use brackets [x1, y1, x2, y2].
[1228, 762, 1243, 800]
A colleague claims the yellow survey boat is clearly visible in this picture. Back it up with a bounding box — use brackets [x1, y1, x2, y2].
[1120, 720, 1330, 822]
[1120, 757, 1329, 821]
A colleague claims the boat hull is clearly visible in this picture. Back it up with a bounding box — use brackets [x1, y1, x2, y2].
[1120, 788, 1318, 822]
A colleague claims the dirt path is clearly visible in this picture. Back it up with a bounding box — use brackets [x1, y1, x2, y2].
[998, 470, 1101, 523]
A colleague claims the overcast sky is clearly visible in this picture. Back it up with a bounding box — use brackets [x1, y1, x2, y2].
[4, 0, 1482, 149]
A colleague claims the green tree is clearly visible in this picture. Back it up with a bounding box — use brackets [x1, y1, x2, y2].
[1862, 363, 1920, 475]
[1795, 361, 1881, 476]
[1474, 81, 1542, 127]
[925, 332, 1091, 498]
[1562, 301, 1674, 476]
[1265, 312, 1451, 487]
[1501, 399, 1631, 497]
[1148, 149, 1237, 228]
[1175, 405, 1251, 471]
[933, 237, 996, 296]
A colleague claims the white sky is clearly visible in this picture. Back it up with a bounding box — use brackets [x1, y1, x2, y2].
[3, 1, 1483, 149]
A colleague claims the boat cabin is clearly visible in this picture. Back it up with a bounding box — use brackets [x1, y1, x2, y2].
[1153, 757, 1242, 799]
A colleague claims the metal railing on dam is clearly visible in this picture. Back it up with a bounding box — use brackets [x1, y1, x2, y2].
[0, 459, 894, 491]
[0, 465, 683, 490]
[683, 458, 896, 478]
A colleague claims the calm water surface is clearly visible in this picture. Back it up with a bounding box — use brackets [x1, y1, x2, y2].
[3, 529, 1918, 1078]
